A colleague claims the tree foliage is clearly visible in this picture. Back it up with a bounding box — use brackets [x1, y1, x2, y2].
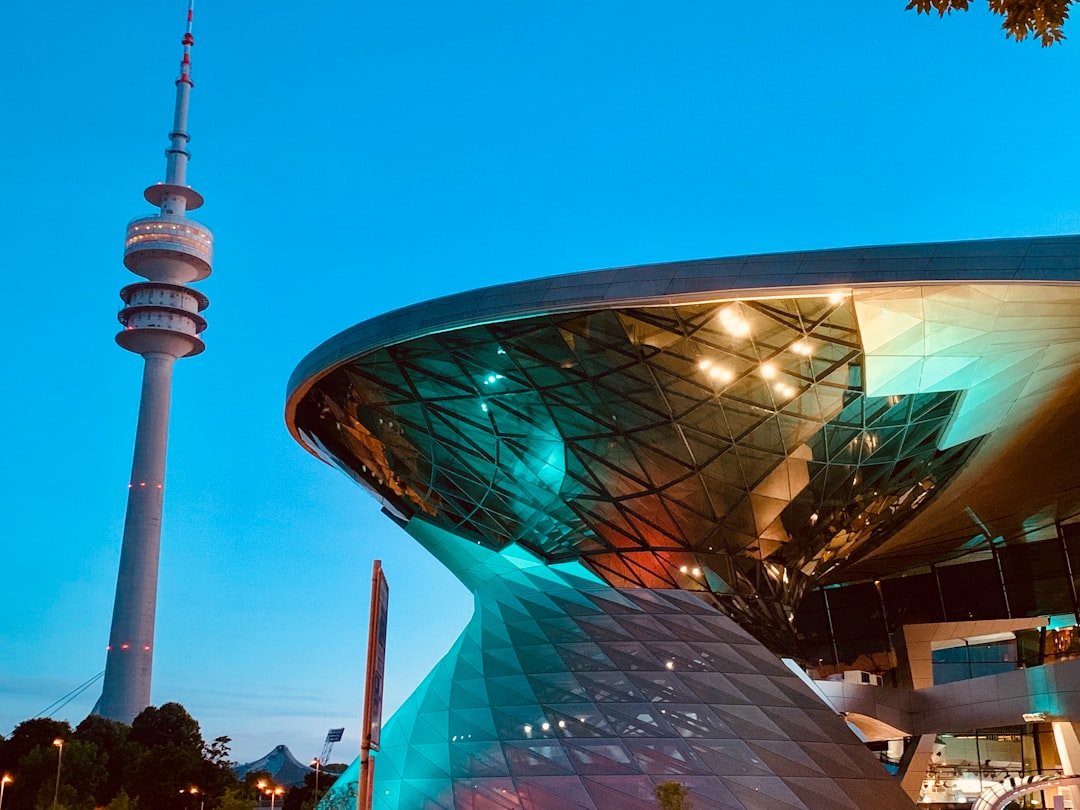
[906, 0, 1071, 45]
[0, 705, 245, 810]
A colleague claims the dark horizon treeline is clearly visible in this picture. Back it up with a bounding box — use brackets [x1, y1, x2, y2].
[0, 703, 337, 810]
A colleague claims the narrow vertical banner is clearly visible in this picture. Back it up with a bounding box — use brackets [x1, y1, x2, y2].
[357, 560, 389, 810]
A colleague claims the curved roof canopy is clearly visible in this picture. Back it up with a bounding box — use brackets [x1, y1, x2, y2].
[287, 236, 1080, 636]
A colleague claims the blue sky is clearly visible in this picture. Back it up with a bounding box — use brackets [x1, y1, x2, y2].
[2, 0, 1079, 765]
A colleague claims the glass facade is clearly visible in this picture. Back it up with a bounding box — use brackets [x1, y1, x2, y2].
[285, 253, 1080, 808]
[295, 296, 979, 650]
[316, 522, 913, 810]
[792, 531, 1080, 678]
[917, 726, 1067, 806]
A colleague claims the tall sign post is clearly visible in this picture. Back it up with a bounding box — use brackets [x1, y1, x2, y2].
[358, 561, 389, 810]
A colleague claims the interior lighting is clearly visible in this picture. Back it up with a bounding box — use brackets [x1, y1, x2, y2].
[691, 567, 701, 576]
[791, 340, 813, 357]
[541, 722, 551, 732]
[759, 363, 777, 380]
[708, 366, 734, 383]
[665, 660, 675, 670]
[828, 292, 847, 305]
[679, 565, 688, 573]
[719, 305, 751, 337]
[697, 359, 712, 371]
[774, 383, 794, 398]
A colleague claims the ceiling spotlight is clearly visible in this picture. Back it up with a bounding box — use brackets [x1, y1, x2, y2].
[708, 366, 734, 383]
[791, 340, 813, 357]
[719, 305, 751, 337]
[759, 363, 777, 380]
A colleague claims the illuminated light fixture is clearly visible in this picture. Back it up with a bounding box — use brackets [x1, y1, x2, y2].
[480, 403, 488, 412]
[691, 567, 701, 576]
[523, 724, 532, 734]
[679, 565, 688, 573]
[791, 339, 813, 357]
[557, 720, 566, 729]
[759, 363, 777, 380]
[1023, 712, 1049, 723]
[708, 366, 734, 383]
[697, 359, 712, 371]
[810, 512, 819, 524]
[828, 292, 847, 305]
[774, 383, 794, 398]
[665, 660, 675, 670]
[718, 305, 751, 337]
[541, 722, 551, 732]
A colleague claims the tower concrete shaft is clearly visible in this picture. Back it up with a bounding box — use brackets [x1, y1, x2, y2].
[96, 0, 213, 725]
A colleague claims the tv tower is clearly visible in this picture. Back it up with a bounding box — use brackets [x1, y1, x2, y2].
[94, 0, 213, 724]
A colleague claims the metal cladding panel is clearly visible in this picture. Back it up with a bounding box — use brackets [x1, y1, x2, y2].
[292, 292, 991, 648]
[315, 526, 914, 810]
[286, 235, 1080, 402]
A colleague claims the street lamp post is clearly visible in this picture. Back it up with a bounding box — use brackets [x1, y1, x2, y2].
[257, 781, 283, 810]
[180, 786, 203, 810]
[51, 739, 63, 810]
[1, 774, 13, 810]
[310, 757, 321, 797]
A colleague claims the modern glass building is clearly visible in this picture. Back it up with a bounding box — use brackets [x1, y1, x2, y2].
[286, 235, 1080, 809]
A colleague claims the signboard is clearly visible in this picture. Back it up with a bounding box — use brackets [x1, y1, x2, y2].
[365, 564, 389, 751]
[358, 560, 389, 810]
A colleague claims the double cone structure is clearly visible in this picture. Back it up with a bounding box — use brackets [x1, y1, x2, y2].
[318, 521, 912, 809]
[283, 236, 1080, 807]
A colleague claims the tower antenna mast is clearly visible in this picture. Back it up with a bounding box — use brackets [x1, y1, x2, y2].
[94, 0, 214, 724]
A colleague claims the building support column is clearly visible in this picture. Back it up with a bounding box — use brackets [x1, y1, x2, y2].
[1052, 722, 1080, 808]
[897, 734, 938, 803]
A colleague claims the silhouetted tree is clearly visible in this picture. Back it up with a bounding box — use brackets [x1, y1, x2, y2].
[0, 706, 244, 810]
[907, 0, 1070, 45]
[129, 703, 202, 753]
[72, 715, 132, 805]
[283, 768, 340, 810]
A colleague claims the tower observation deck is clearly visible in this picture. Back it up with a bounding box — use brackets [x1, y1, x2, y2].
[94, 0, 213, 724]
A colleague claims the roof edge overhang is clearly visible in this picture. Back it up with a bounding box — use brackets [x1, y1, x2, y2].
[285, 234, 1080, 457]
